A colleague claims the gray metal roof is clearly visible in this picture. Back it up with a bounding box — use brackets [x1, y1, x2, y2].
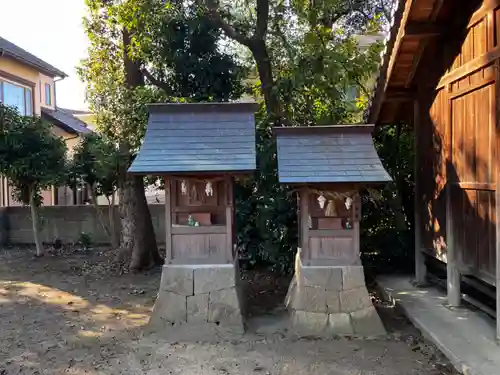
[0, 37, 67, 78]
[274, 125, 392, 184]
[41, 107, 92, 135]
[128, 102, 259, 174]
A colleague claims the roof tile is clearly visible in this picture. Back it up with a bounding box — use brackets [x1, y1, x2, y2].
[274, 125, 392, 184]
[0, 36, 67, 78]
[128, 103, 258, 174]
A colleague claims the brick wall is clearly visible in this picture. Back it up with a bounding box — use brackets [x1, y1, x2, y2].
[0, 204, 166, 245]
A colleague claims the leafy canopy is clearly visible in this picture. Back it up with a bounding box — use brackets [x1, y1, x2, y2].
[69, 133, 122, 198]
[79, 0, 245, 155]
[0, 104, 67, 205]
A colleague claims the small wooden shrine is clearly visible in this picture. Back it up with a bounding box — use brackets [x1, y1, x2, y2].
[129, 102, 258, 264]
[275, 125, 391, 266]
[129, 102, 258, 334]
[163, 175, 234, 264]
[275, 125, 391, 336]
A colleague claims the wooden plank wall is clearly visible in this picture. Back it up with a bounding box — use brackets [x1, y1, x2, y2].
[418, 2, 500, 285]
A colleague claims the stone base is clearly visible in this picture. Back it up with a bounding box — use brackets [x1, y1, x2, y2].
[148, 264, 243, 337]
[286, 259, 386, 336]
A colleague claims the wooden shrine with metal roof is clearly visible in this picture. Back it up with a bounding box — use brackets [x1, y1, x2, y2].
[274, 125, 391, 266]
[129, 102, 258, 265]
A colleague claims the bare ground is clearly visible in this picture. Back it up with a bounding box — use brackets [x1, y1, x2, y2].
[0, 247, 459, 375]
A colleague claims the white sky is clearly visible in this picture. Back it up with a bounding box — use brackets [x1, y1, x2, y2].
[0, 0, 89, 110]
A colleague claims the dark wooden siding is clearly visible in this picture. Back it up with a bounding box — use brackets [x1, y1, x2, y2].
[416, 3, 500, 285]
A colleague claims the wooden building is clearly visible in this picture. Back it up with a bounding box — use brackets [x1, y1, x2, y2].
[367, 0, 500, 337]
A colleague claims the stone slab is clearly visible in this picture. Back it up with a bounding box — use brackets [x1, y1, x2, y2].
[342, 266, 366, 291]
[187, 293, 208, 323]
[378, 275, 500, 375]
[208, 287, 241, 324]
[289, 285, 327, 313]
[159, 265, 194, 296]
[328, 313, 354, 335]
[288, 284, 340, 314]
[350, 306, 386, 336]
[292, 310, 328, 335]
[325, 290, 340, 313]
[194, 265, 236, 294]
[301, 266, 342, 290]
[340, 287, 372, 313]
[149, 291, 187, 326]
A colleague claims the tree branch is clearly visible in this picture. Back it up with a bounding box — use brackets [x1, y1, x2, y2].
[380, 0, 392, 24]
[255, 0, 269, 39]
[203, 0, 253, 47]
[140, 68, 173, 95]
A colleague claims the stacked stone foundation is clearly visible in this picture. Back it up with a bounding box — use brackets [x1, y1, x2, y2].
[148, 264, 243, 335]
[286, 261, 386, 336]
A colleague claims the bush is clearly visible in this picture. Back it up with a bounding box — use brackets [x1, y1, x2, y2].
[77, 232, 93, 250]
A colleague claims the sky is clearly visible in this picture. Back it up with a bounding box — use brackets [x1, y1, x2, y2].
[0, 0, 89, 110]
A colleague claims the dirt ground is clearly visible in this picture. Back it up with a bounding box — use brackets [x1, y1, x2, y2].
[0, 246, 459, 375]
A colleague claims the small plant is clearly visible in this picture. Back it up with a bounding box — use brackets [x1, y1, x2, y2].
[77, 232, 93, 250]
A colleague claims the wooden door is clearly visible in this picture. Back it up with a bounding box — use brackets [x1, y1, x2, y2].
[448, 78, 497, 285]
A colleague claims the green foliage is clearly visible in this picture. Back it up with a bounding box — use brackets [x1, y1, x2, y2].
[361, 124, 415, 273]
[130, 1, 246, 101]
[77, 232, 93, 250]
[274, 33, 383, 125]
[69, 133, 122, 199]
[205, 0, 394, 274]
[0, 104, 67, 206]
[79, 0, 404, 274]
[235, 118, 297, 274]
[80, 0, 245, 153]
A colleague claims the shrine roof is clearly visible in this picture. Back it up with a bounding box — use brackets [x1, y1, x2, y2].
[274, 125, 392, 184]
[128, 102, 258, 174]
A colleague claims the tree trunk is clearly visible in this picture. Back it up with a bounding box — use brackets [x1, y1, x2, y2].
[118, 174, 162, 271]
[29, 188, 43, 257]
[88, 183, 112, 240]
[249, 39, 280, 120]
[115, 27, 162, 270]
[108, 193, 119, 248]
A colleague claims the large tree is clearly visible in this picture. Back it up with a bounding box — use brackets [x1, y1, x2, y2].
[80, 0, 245, 271]
[198, 0, 390, 123]
[0, 105, 67, 257]
[193, 0, 393, 272]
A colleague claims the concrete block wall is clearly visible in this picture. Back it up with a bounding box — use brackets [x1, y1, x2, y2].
[0, 204, 166, 245]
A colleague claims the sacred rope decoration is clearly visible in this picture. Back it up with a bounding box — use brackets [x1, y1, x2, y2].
[324, 199, 337, 216]
[288, 187, 383, 204]
[205, 181, 214, 196]
[176, 177, 223, 197]
[313, 189, 357, 215]
[181, 180, 187, 195]
[344, 196, 353, 210]
[317, 194, 326, 209]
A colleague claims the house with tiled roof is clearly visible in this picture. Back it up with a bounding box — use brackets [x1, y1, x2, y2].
[0, 36, 91, 206]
